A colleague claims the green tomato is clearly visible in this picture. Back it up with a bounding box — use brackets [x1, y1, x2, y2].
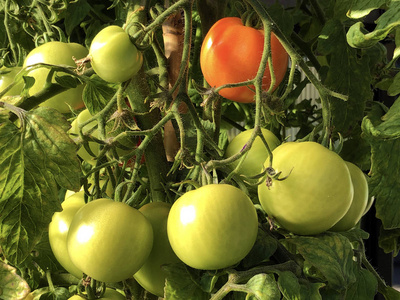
[258, 141, 354, 235]
[134, 202, 181, 297]
[89, 26, 143, 83]
[225, 128, 280, 178]
[23, 41, 88, 113]
[68, 289, 125, 300]
[69, 109, 99, 165]
[67, 198, 153, 283]
[48, 191, 85, 279]
[330, 161, 369, 232]
[0, 67, 23, 96]
[167, 184, 258, 270]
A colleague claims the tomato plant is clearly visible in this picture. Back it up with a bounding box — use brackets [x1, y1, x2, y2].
[67, 198, 153, 283]
[89, 26, 143, 83]
[167, 184, 258, 270]
[200, 17, 288, 103]
[330, 161, 370, 232]
[225, 128, 281, 178]
[133, 202, 181, 297]
[22, 41, 88, 113]
[48, 191, 85, 279]
[258, 141, 354, 235]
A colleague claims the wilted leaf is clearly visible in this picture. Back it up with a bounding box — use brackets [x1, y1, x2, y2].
[0, 107, 81, 265]
[0, 261, 30, 300]
[286, 232, 356, 292]
[346, 1, 400, 48]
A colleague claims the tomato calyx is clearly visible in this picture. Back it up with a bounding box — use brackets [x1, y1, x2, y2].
[76, 276, 107, 300]
[262, 166, 292, 189]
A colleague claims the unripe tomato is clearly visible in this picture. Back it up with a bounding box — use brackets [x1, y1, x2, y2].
[23, 41, 88, 113]
[200, 17, 288, 103]
[69, 109, 99, 165]
[0, 67, 23, 96]
[68, 289, 125, 300]
[89, 25, 143, 83]
[330, 161, 369, 232]
[167, 184, 258, 270]
[48, 191, 85, 279]
[67, 198, 153, 283]
[258, 141, 354, 235]
[134, 202, 181, 297]
[225, 128, 280, 178]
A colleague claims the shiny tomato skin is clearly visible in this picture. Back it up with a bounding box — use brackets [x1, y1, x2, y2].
[0, 67, 23, 96]
[200, 17, 288, 103]
[23, 41, 88, 113]
[68, 289, 126, 300]
[89, 25, 143, 83]
[330, 161, 369, 232]
[67, 198, 153, 283]
[258, 141, 354, 235]
[48, 191, 85, 279]
[225, 128, 280, 178]
[134, 202, 181, 297]
[167, 184, 258, 270]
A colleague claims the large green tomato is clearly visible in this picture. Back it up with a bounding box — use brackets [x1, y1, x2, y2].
[69, 109, 99, 165]
[48, 191, 85, 279]
[134, 202, 181, 297]
[89, 26, 143, 83]
[23, 41, 88, 113]
[330, 161, 369, 232]
[0, 67, 23, 97]
[225, 128, 280, 178]
[167, 184, 258, 270]
[67, 198, 153, 283]
[68, 289, 125, 300]
[258, 141, 354, 235]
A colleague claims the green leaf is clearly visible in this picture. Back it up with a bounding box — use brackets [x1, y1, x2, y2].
[361, 97, 400, 231]
[233, 273, 281, 300]
[387, 72, 400, 96]
[82, 76, 116, 115]
[286, 232, 356, 292]
[164, 263, 210, 300]
[0, 261, 30, 300]
[317, 19, 373, 134]
[64, 0, 91, 36]
[277, 271, 325, 300]
[31, 286, 71, 300]
[345, 268, 378, 300]
[0, 107, 81, 265]
[346, 0, 386, 19]
[54, 75, 79, 89]
[378, 227, 400, 256]
[347, 2, 400, 48]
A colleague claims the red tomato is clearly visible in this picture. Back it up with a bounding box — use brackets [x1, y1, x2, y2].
[200, 17, 288, 103]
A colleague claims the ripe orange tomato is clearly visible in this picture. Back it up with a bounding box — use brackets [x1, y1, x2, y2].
[200, 17, 288, 103]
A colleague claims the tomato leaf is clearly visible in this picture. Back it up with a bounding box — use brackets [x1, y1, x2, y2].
[82, 76, 116, 115]
[286, 232, 356, 292]
[232, 273, 281, 300]
[317, 19, 373, 134]
[378, 227, 400, 256]
[346, 0, 386, 19]
[344, 268, 378, 300]
[0, 261, 30, 300]
[163, 263, 210, 300]
[346, 1, 400, 48]
[362, 97, 400, 232]
[0, 107, 81, 265]
[64, 0, 91, 36]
